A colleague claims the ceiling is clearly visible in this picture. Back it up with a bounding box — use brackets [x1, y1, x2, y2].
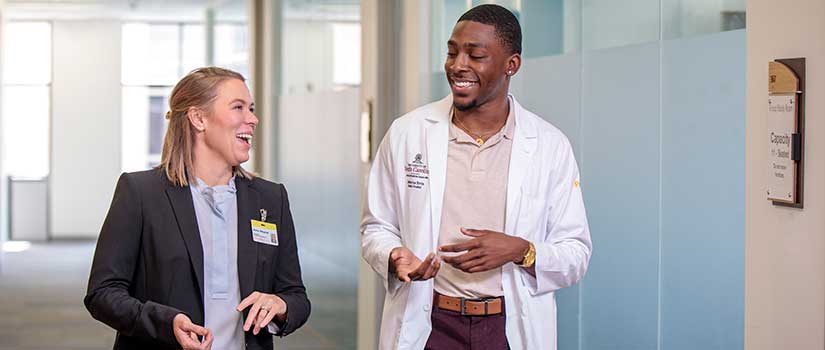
[283, 0, 359, 21]
[3, 0, 359, 21]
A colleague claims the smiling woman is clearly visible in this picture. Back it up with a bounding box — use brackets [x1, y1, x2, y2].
[85, 67, 311, 350]
[161, 67, 255, 187]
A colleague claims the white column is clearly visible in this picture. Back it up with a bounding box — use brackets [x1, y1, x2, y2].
[358, 2, 397, 348]
[205, 7, 215, 66]
[49, 20, 122, 238]
[0, 0, 7, 270]
[249, 0, 281, 180]
[399, 0, 431, 113]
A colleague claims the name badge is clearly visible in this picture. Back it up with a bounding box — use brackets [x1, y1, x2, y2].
[251, 220, 278, 246]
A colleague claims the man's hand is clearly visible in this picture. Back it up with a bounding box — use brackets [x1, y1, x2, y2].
[389, 247, 441, 282]
[172, 313, 213, 350]
[236, 291, 288, 336]
[440, 228, 529, 273]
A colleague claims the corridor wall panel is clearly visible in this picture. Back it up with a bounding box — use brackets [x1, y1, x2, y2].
[660, 29, 745, 350]
[580, 42, 661, 350]
[511, 53, 582, 157]
[277, 88, 361, 349]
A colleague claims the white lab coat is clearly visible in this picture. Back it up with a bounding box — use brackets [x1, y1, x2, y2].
[361, 95, 592, 350]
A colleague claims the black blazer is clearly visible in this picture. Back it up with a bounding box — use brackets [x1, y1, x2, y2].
[85, 169, 310, 350]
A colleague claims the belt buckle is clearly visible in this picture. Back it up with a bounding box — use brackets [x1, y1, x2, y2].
[460, 297, 492, 316]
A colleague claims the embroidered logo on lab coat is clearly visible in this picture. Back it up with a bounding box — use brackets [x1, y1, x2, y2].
[405, 153, 429, 190]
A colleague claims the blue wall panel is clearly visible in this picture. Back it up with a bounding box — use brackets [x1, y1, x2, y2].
[660, 29, 745, 350]
[580, 42, 661, 350]
[521, 0, 565, 57]
[512, 53, 582, 157]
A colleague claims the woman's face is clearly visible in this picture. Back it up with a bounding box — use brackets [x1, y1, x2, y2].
[200, 78, 258, 168]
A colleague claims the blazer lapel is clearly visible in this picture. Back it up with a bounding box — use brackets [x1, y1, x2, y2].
[235, 177, 260, 297]
[165, 184, 205, 301]
[505, 97, 538, 236]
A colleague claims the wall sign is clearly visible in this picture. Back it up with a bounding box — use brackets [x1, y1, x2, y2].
[767, 58, 805, 208]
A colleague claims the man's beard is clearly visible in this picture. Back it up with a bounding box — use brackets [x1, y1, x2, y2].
[453, 99, 477, 112]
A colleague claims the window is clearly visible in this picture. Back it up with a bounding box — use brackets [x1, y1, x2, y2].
[215, 23, 250, 79]
[663, 0, 746, 39]
[282, 19, 359, 94]
[2, 22, 52, 178]
[332, 23, 361, 86]
[121, 23, 205, 172]
[121, 22, 251, 173]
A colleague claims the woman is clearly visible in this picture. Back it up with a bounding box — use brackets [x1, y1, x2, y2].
[85, 67, 310, 350]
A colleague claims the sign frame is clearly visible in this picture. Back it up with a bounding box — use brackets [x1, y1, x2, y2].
[767, 58, 805, 208]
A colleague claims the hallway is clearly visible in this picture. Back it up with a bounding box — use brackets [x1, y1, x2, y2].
[0, 242, 113, 350]
[0, 241, 355, 350]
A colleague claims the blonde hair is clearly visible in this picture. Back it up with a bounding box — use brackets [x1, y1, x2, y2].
[159, 67, 253, 186]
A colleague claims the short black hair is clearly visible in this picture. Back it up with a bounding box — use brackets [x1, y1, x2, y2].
[457, 4, 522, 55]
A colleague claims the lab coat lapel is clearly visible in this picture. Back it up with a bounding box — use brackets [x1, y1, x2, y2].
[505, 97, 538, 237]
[425, 97, 451, 251]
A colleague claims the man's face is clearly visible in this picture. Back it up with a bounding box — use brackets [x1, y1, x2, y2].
[444, 20, 515, 112]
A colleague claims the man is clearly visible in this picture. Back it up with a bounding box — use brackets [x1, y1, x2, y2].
[361, 4, 592, 350]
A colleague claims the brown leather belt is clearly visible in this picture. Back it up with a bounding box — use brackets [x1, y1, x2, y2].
[434, 292, 503, 316]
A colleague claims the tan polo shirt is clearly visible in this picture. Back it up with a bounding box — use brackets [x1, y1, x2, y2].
[434, 102, 515, 299]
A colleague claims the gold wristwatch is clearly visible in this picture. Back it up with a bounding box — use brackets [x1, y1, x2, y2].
[518, 241, 536, 268]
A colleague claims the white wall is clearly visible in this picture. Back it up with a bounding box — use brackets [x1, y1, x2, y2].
[399, 0, 428, 112]
[0, 0, 6, 269]
[50, 20, 121, 238]
[745, 0, 825, 349]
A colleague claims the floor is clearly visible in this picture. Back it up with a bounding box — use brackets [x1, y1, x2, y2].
[0, 241, 357, 350]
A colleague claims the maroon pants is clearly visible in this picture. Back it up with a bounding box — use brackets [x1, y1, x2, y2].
[424, 294, 509, 350]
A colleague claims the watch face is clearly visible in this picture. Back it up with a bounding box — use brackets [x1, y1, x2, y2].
[521, 243, 536, 267]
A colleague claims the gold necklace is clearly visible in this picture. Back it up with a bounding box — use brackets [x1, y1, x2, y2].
[453, 115, 505, 145]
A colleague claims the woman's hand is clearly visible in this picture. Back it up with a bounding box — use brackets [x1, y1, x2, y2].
[172, 313, 213, 350]
[236, 292, 288, 335]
